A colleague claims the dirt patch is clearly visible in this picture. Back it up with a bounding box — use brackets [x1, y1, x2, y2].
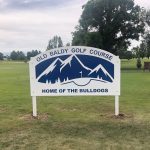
[105, 113, 132, 120]
[19, 113, 49, 121]
[0, 109, 5, 113]
[0, 107, 7, 113]
[111, 113, 131, 119]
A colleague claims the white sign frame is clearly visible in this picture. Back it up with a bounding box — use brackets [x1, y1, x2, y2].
[29, 46, 120, 116]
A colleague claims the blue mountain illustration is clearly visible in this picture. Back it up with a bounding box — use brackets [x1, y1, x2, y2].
[88, 64, 114, 82]
[37, 55, 114, 85]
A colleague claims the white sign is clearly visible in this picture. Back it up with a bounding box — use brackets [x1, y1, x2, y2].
[29, 46, 120, 96]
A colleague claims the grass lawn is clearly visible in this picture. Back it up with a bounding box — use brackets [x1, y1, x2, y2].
[0, 60, 150, 150]
[121, 58, 150, 70]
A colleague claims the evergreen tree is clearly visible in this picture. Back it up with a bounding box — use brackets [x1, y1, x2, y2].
[47, 35, 63, 50]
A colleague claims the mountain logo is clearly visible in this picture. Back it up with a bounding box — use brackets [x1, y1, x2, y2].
[36, 54, 114, 86]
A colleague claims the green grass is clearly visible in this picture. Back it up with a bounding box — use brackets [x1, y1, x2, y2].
[0, 60, 150, 150]
[121, 58, 150, 70]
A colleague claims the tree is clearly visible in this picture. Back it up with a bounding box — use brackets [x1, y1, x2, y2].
[66, 42, 71, 46]
[136, 58, 142, 69]
[17, 51, 26, 60]
[139, 9, 150, 59]
[146, 10, 150, 26]
[132, 46, 140, 58]
[0, 52, 3, 60]
[27, 50, 41, 60]
[118, 48, 126, 59]
[72, 0, 145, 55]
[47, 35, 63, 50]
[58, 37, 63, 48]
[10, 51, 26, 60]
[139, 42, 146, 59]
[118, 48, 133, 59]
[143, 33, 150, 59]
[125, 51, 133, 60]
[10, 51, 18, 60]
[146, 34, 150, 59]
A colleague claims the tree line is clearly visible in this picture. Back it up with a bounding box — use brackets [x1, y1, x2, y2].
[1, 0, 150, 61]
[0, 50, 41, 61]
[0, 36, 70, 61]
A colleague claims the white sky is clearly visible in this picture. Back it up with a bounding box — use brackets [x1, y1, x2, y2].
[0, 0, 150, 53]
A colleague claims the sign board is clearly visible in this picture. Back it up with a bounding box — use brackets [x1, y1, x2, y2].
[29, 46, 120, 96]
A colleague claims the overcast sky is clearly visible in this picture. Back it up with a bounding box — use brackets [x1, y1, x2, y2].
[0, 0, 150, 53]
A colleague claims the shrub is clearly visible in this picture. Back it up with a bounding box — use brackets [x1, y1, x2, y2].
[136, 58, 142, 69]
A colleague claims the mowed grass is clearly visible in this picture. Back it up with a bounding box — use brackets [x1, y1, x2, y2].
[0, 60, 150, 150]
[121, 58, 150, 70]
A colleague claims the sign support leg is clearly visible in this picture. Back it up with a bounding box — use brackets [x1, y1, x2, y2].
[115, 95, 119, 116]
[32, 96, 37, 117]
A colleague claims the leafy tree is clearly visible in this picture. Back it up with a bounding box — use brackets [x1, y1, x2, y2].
[138, 30, 150, 59]
[66, 42, 71, 46]
[27, 50, 41, 60]
[17, 51, 26, 60]
[0, 52, 3, 60]
[139, 42, 146, 59]
[132, 46, 140, 58]
[125, 51, 133, 60]
[146, 35, 150, 59]
[118, 49, 126, 59]
[10, 51, 18, 60]
[143, 33, 150, 59]
[47, 35, 63, 50]
[72, 0, 145, 55]
[10, 51, 26, 60]
[136, 58, 142, 69]
[132, 45, 146, 59]
[118, 49, 133, 59]
[137, 9, 150, 59]
[146, 10, 150, 26]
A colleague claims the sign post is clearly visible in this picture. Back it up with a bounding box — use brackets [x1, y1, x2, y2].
[115, 95, 119, 116]
[32, 96, 37, 117]
[29, 46, 120, 116]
